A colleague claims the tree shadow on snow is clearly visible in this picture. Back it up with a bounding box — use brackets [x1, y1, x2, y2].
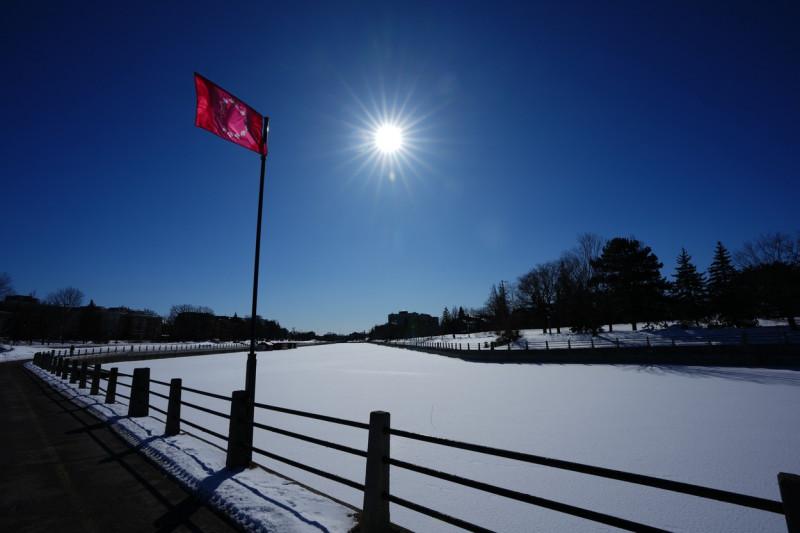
[628, 364, 800, 385]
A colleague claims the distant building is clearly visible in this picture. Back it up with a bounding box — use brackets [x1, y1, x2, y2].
[388, 310, 439, 338]
[101, 307, 162, 340]
[0, 296, 162, 342]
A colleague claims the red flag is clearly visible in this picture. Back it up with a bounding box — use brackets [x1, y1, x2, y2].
[194, 73, 267, 155]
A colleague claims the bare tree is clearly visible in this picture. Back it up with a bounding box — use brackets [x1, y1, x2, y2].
[46, 287, 85, 310]
[734, 231, 800, 269]
[46, 287, 85, 342]
[167, 304, 214, 323]
[564, 232, 604, 286]
[734, 232, 800, 331]
[517, 261, 559, 333]
[0, 272, 13, 300]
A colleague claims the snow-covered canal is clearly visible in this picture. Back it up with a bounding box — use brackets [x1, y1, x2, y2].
[116, 343, 800, 532]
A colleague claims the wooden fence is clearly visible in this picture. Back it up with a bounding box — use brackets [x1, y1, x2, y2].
[31, 352, 800, 532]
[47, 342, 245, 358]
[388, 330, 800, 352]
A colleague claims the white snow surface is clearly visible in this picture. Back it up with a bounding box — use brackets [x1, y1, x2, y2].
[16, 340, 800, 532]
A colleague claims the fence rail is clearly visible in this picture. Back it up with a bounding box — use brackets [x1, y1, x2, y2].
[30, 351, 800, 533]
[43, 342, 246, 359]
[387, 329, 800, 353]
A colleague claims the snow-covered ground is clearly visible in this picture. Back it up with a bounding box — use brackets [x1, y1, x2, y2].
[19, 340, 799, 532]
[394, 320, 798, 350]
[23, 361, 358, 532]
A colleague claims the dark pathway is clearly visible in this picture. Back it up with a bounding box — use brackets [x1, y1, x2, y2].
[0, 362, 241, 532]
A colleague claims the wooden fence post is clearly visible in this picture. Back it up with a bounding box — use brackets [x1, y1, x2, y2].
[362, 411, 390, 533]
[79, 361, 88, 388]
[165, 378, 182, 436]
[226, 390, 252, 469]
[105, 368, 118, 404]
[128, 368, 150, 417]
[61, 358, 70, 379]
[90, 364, 101, 395]
[779, 472, 800, 533]
[69, 360, 79, 384]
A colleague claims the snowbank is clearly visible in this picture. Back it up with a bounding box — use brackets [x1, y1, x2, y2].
[24, 362, 358, 533]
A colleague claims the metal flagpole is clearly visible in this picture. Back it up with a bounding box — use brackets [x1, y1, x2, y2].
[242, 117, 269, 464]
[246, 117, 269, 400]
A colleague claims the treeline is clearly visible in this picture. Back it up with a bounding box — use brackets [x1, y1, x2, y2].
[0, 275, 364, 343]
[0, 280, 294, 344]
[166, 304, 289, 342]
[0, 285, 163, 344]
[441, 231, 800, 342]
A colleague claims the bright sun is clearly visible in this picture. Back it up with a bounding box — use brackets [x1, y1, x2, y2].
[374, 125, 403, 154]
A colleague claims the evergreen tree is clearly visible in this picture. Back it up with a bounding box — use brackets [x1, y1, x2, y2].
[486, 282, 520, 344]
[441, 307, 451, 334]
[706, 241, 740, 326]
[707, 242, 736, 297]
[591, 237, 667, 331]
[670, 248, 706, 326]
[78, 299, 103, 342]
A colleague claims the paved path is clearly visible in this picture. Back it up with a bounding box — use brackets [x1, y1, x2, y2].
[0, 361, 241, 532]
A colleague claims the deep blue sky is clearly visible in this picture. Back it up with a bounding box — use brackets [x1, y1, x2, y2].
[2, 1, 798, 334]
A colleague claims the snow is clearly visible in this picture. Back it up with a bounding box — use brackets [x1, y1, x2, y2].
[23, 361, 358, 532]
[11, 331, 799, 532]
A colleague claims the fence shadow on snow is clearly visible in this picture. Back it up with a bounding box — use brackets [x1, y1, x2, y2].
[31, 351, 800, 533]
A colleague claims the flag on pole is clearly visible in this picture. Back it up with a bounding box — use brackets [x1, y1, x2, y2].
[194, 72, 267, 155]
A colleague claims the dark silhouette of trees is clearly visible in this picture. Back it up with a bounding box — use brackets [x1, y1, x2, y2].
[705, 241, 743, 326]
[168, 304, 214, 323]
[517, 261, 558, 334]
[591, 237, 667, 331]
[734, 232, 800, 331]
[486, 281, 520, 344]
[734, 231, 800, 268]
[0, 272, 13, 300]
[46, 286, 85, 341]
[670, 248, 706, 326]
[78, 299, 104, 342]
[561, 233, 604, 334]
[440, 307, 452, 334]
